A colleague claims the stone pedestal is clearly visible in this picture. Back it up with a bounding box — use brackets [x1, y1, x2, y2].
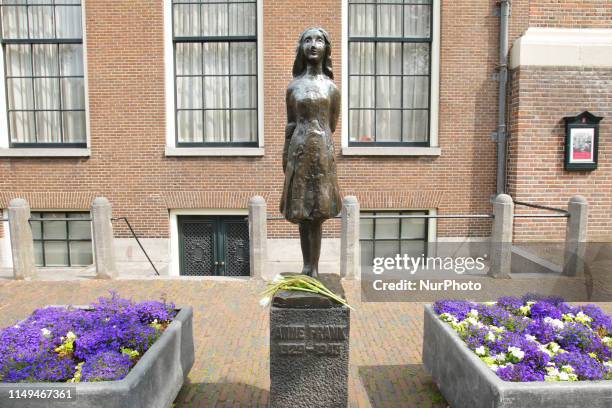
[269, 275, 350, 408]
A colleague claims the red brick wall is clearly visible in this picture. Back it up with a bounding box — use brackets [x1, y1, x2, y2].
[529, 0, 612, 28]
[0, 0, 509, 240]
[507, 66, 612, 242]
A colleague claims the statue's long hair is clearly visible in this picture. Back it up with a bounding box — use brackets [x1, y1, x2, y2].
[292, 27, 334, 79]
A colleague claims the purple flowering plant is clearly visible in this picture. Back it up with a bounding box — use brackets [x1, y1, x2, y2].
[0, 292, 177, 383]
[434, 297, 612, 382]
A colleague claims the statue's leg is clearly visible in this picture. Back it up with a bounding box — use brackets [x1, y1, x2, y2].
[299, 221, 312, 275]
[309, 219, 323, 278]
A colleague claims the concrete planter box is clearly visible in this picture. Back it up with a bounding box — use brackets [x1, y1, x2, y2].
[0, 306, 195, 408]
[423, 305, 611, 408]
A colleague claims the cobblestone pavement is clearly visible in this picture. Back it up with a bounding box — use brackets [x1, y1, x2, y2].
[0, 278, 609, 408]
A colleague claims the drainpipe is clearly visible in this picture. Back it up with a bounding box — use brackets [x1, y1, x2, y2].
[495, 0, 510, 194]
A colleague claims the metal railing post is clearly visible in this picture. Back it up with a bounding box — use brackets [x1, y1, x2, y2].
[563, 195, 588, 276]
[91, 197, 117, 279]
[8, 198, 36, 280]
[341, 196, 360, 280]
[489, 194, 513, 278]
[249, 195, 267, 279]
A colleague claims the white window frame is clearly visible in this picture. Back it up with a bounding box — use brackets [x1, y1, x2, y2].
[163, 0, 264, 157]
[169, 208, 249, 277]
[0, 0, 91, 158]
[341, 0, 440, 156]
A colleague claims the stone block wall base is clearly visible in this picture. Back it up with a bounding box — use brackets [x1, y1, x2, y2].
[269, 305, 350, 408]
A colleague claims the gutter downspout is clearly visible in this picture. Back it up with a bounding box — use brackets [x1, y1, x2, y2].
[496, 0, 510, 194]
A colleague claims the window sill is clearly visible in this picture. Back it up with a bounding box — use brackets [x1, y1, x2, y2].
[0, 148, 91, 157]
[342, 146, 441, 156]
[165, 146, 265, 157]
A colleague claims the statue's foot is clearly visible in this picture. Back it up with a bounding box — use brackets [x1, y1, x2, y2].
[309, 268, 319, 278]
[301, 264, 312, 276]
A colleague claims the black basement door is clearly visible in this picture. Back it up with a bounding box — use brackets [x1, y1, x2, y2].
[178, 215, 250, 276]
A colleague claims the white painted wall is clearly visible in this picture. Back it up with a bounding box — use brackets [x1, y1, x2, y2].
[510, 28, 612, 69]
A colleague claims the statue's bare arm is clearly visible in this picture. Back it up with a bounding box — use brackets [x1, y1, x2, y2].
[329, 84, 340, 134]
[283, 86, 297, 173]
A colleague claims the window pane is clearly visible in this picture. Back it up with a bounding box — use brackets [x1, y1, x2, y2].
[1, 6, 28, 39]
[402, 110, 428, 142]
[34, 241, 44, 266]
[201, 3, 228, 36]
[31, 218, 42, 240]
[375, 213, 399, 239]
[176, 77, 202, 109]
[59, 44, 83, 76]
[360, 217, 373, 239]
[33, 44, 59, 76]
[61, 78, 84, 109]
[204, 109, 230, 142]
[349, 4, 375, 37]
[231, 110, 256, 142]
[377, 5, 402, 37]
[43, 214, 67, 239]
[35, 111, 61, 142]
[375, 241, 399, 259]
[177, 110, 203, 143]
[6, 44, 32, 76]
[173, 4, 200, 37]
[176, 43, 202, 75]
[349, 42, 374, 75]
[376, 110, 402, 142]
[401, 214, 426, 239]
[401, 240, 425, 257]
[361, 240, 373, 268]
[28, 5, 54, 39]
[404, 43, 429, 75]
[203, 77, 229, 108]
[376, 76, 402, 108]
[203, 42, 229, 75]
[230, 43, 256, 75]
[231, 76, 256, 109]
[69, 241, 92, 266]
[44, 241, 68, 266]
[376, 43, 402, 75]
[7, 78, 34, 109]
[9, 112, 35, 143]
[34, 78, 60, 109]
[55, 5, 82, 39]
[349, 76, 374, 108]
[403, 76, 429, 109]
[349, 109, 374, 143]
[68, 213, 91, 239]
[229, 3, 255, 36]
[62, 111, 86, 143]
[404, 5, 431, 38]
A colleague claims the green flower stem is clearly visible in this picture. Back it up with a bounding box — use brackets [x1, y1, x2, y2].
[260, 275, 354, 310]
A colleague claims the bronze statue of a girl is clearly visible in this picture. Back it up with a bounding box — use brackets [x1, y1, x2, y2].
[280, 27, 342, 278]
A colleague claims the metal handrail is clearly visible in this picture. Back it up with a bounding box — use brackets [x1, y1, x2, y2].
[514, 200, 569, 215]
[514, 214, 569, 218]
[266, 214, 494, 220]
[111, 217, 160, 276]
[360, 214, 494, 219]
[28, 217, 92, 222]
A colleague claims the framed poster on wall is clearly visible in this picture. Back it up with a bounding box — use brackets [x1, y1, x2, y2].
[564, 111, 602, 171]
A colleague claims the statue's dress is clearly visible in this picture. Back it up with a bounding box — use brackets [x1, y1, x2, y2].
[280, 80, 341, 223]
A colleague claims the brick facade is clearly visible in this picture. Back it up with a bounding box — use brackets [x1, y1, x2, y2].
[507, 66, 612, 241]
[0, 1, 610, 245]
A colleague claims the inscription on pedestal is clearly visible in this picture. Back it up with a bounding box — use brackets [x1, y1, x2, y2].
[270, 307, 350, 408]
[273, 324, 347, 356]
